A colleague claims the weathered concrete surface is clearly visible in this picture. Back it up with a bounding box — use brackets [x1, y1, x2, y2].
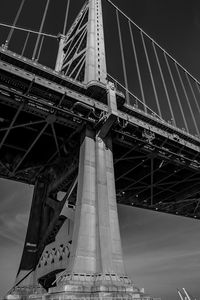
[45, 129, 146, 299]
[67, 129, 125, 276]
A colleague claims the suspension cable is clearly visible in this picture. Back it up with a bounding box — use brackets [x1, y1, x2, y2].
[185, 71, 200, 116]
[21, 31, 30, 56]
[164, 52, 185, 128]
[104, 0, 200, 87]
[141, 31, 162, 117]
[116, 9, 130, 104]
[0, 23, 57, 38]
[63, 0, 71, 35]
[128, 20, 144, 109]
[167, 54, 198, 134]
[108, 73, 163, 120]
[184, 71, 200, 135]
[174, 64, 190, 132]
[32, 0, 51, 60]
[195, 81, 200, 101]
[152, 42, 175, 125]
[36, 35, 45, 61]
[6, 0, 26, 46]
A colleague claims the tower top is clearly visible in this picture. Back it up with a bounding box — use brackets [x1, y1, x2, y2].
[56, 0, 107, 85]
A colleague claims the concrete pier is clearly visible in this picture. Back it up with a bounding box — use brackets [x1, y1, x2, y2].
[47, 129, 143, 299]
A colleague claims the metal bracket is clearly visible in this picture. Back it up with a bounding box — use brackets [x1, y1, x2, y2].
[98, 82, 118, 139]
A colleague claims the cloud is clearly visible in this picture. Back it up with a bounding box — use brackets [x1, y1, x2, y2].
[0, 179, 33, 246]
[0, 244, 23, 298]
[118, 205, 200, 299]
[0, 183, 200, 300]
[0, 213, 29, 245]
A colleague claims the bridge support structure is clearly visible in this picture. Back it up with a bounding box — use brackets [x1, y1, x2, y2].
[7, 0, 150, 299]
[46, 129, 142, 299]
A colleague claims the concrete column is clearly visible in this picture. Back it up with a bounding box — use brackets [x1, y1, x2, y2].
[68, 129, 126, 276]
[105, 138, 125, 275]
[96, 136, 125, 275]
[96, 136, 113, 273]
[68, 129, 98, 274]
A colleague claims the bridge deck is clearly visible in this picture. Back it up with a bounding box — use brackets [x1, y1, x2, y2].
[0, 48, 200, 220]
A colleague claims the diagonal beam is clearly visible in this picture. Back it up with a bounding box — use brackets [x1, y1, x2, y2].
[193, 201, 200, 214]
[119, 141, 197, 198]
[0, 104, 23, 151]
[0, 120, 45, 132]
[63, 27, 87, 69]
[74, 55, 86, 81]
[51, 123, 60, 156]
[124, 183, 175, 194]
[114, 155, 147, 162]
[118, 160, 180, 197]
[0, 160, 11, 173]
[35, 124, 84, 178]
[116, 158, 149, 182]
[155, 177, 200, 187]
[176, 202, 197, 213]
[156, 176, 200, 204]
[118, 159, 159, 193]
[114, 145, 141, 165]
[4, 143, 26, 152]
[61, 176, 78, 209]
[12, 123, 49, 174]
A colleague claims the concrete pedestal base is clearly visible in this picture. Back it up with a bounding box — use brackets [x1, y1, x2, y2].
[6, 285, 46, 300]
[45, 274, 149, 300]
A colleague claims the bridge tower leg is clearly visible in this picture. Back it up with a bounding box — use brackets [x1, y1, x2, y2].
[67, 129, 125, 276]
[47, 128, 143, 299]
[47, 0, 143, 296]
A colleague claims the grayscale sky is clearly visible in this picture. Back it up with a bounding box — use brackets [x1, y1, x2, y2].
[0, 179, 200, 300]
[0, 0, 200, 299]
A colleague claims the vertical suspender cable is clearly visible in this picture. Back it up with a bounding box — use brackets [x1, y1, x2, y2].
[21, 31, 30, 56]
[36, 35, 44, 61]
[128, 20, 145, 110]
[152, 42, 175, 124]
[175, 64, 199, 135]
[164, 52, 185, 128]
[184, 72, 200, 135]
[185, 72, 200, 116]
[106, 0, 200, 108]
[141, 32, 162, 118]
[32, 0, 50, 60]
[116, 9, 130, 104]
[63, 0, 70, 35]
[174, 64, 191, 132]
[6, 0, 26, 46]
[195, 81, 200, 97]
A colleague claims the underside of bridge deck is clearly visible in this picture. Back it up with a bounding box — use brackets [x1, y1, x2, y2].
[0, 49, 200, 224]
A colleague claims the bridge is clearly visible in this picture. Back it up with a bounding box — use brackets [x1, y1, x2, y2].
[0, 0, 200, 299]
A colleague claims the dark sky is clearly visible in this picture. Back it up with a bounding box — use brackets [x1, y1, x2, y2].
[0, 0, 200, 299]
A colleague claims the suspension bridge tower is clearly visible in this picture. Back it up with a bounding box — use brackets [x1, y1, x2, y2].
[4, 0, 149, 299]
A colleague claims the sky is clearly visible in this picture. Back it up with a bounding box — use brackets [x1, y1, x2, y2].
[0, 0, 200, 300]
